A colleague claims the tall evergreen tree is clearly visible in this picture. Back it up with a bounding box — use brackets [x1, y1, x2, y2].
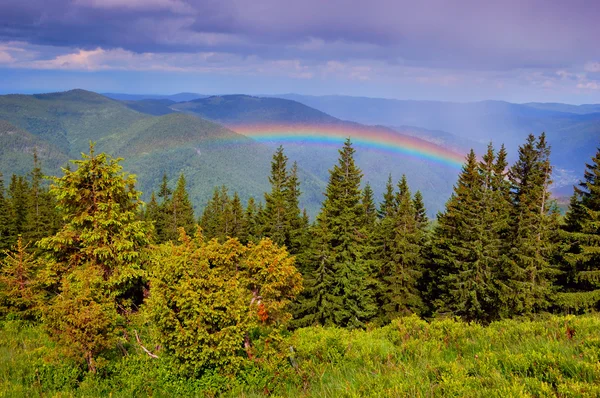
[284, 161, 306, 255]
[378, 174, 396, 219]
[153, 173, 172, 243]
[413, 190, 428, 229]
[261, 146, 289, 246]
[504, 133, 557, 315]
[557, 147, 600, 312]
[229, 192, 246, 241]
[24, 150, 60, 246]
[166, 174, 196, 239]
[243, 197, 259, 244]
[298, 139, 375, 328]
[425, 147, 508, 322]
[0, 237, 43, 320]
[378, 175, 424, 322]
[200, 186, 241, 241]
[38, 145, 151, 371]
[361, 183, 377, 232]
[7, 175, 29, 242]
[0, 173, 10, 252]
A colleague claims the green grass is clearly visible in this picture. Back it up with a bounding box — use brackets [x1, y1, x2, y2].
[2, 314, 599, 397]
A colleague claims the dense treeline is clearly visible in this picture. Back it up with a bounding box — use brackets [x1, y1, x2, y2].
[1, 134, 599, 384]
[142, 135, 600, 325]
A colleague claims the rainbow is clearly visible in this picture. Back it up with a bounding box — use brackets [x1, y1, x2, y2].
[229, 123, 466, 169]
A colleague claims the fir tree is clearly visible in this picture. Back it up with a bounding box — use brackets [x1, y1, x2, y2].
[154, 173, 172, 243]
[557, 147, 600, 312]
[413, 190, 428, 229]
[219, 186, 234, 239]
[7, 174, 29, 241]
[361, 183, 377, 232]
[0, 237, 43, 320]
[244, 197, 259, 244]
[144, 191, 160, 241]
[229, 192, 246, 240]
[284, 161, 306, 255]
[379, 175, 424, 321]
[504, 133, 557, 316]
[38, 144, 151, 371]
[200, 186, 223, 240]
[0, 173, 10, 252]
[299, 139, 375, 328]
[425, 148, 508, 322]
[24, 150, 60, 246]
[167, 174, 196, 238]
[378, 174, 396, 219]
[261, 146, 289, 246]
[200, 186, 235, 241]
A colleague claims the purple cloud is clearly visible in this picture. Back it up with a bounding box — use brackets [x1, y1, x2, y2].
[0, 0, 598, 70]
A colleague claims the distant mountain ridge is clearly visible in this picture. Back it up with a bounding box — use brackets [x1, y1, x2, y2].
[0, 90, 326, 215]
[103, 92, 208, 102]
[2, 89, 595, 216]
[272, 93, 600, 191]
[0, 90, 472, 216]
[169, 94, 469, 213]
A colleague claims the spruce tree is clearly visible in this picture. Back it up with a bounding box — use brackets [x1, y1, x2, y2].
[0, 236, 43, 320]
[379, 175, 424, 322]
[378, 174, 396, 219]
[7, 175, 29, 242]
[504, 133, 557, 315]
[557, 147, 600, 312]
[24, 150, 60, 246]
[200, 186, 236, 241]
[154, 173, 172, 243]
[425, 148, 508, 322]
[200, 186, 222, 240]
[219, 186, 234, 239]
[144, 192, 160, 231]
[229, 192, 246, 240]
[413, 190, 428, 229]
[298, 139, 375, 328]
[361, 183, 377, 232]
[244, 197, 259, 244]
[0, 173, 10, 252]
[284, 161, 306, 255]
[262, 146, 289, 246]
[167, 174, 196, 238]
[38, 144, 151, 371]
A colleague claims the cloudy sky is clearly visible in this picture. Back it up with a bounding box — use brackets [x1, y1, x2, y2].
[1, 0, 599, 103]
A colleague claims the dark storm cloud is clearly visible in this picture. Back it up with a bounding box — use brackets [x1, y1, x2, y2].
[1, 0, 599, 70]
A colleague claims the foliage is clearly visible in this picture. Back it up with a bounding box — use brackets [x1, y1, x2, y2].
[558, 146, 600, 312]
[37, 145, 152, 371]
[0, 237, 43, 320]
[505, 133, 559, 315]
[298, 139, 375, 328]
[145, 229, 302, 377]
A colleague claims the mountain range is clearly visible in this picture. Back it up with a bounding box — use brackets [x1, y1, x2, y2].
[1, 89, 599, 217]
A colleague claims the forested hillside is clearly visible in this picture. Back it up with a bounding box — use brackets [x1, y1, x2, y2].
[0, 90, 330, 215]
[0, 90, 470, 215]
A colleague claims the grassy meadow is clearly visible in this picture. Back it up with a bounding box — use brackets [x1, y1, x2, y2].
[1, 314, 599, 397]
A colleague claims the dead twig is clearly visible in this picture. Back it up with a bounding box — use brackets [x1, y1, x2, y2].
[134, 330, 159, 359]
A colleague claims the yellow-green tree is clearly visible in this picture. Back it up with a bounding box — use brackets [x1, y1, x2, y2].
[146, 229, 302, 376]
[38, 144, 151, 371]
[0, 237, 43, 320]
